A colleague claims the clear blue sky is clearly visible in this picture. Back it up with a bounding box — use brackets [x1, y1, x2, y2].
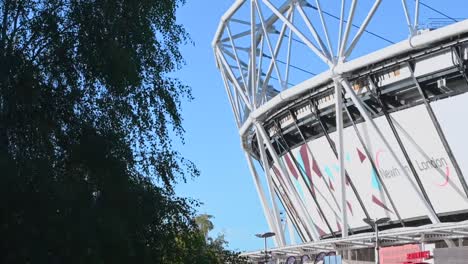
[172, 0, 467, 252]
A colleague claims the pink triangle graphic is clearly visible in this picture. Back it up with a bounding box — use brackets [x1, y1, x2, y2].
[329, 178, 335, 191]
[372, 195, 393, 213]
[273, 166, 282, 180]
[312, 158, 323, 178]
[357, 148, 367, 163]
[300, 145, 312, 181]
[285, 154, 298, 179]
[315, 224, 327, 237]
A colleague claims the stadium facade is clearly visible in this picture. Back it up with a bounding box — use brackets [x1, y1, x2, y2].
[212, 0, 468, 262]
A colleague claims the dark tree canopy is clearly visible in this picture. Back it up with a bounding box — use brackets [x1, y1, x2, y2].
[0, 0, 243, 263]
[0, 0, 197, 188]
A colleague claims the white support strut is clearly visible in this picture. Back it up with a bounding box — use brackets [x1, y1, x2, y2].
[334, 79, 348, 237]
[216, 47, 254, 111]
[256, 133, 287, 245]
[262, 0, 331, 65]
[251, 0, 257, 108]
[245, 152, 282, 246]
[255, 122, 320, 241]
[344, 0, 382, 58]
[339, 0, 357, 60]
[259, 7, 293, 101]
[296, 3, 331, 60]
[315, 0, 335, 62]
[255, 0, 285, 90]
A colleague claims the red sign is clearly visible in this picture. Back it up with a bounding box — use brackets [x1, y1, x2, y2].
[380, 244, 421, 264]
[407, 250, 430, 260]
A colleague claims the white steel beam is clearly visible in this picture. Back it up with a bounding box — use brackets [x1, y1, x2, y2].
[251, 0, 257, 108]
[213, 0, 247, 47]
[274, 177, 310, 242]
[254, 0, 285, 90]
[334, 79, 348, 237]
[344, 0, 382, 58]
[255, 36, 265, 107]
[246, 55, 253, 104]
[257, 132, 287, 246]
[284, 4, 294, 87]
[315, 0, 334, 62]
[221, 29, 252, 43]
[414, 0, 420, 32]
[296, 3, 331, 60]
[401, 0, 414, 35]
[339, 0, 357, 60]
[337, 0, 346, 58]
[231, 18, 251, 25]
[226, 23, 249, 95]
[216, 47, 254, 110]
[232, 79, 245, 122]
[220, 48, 250, 70]
[287, 214, 297, 244]
[255, 122, 320, 241]
[259, 7, 293, 101]
[219, 62, 242, 127]
[245, 153, 282, 246]
[262, 0, 331, 65]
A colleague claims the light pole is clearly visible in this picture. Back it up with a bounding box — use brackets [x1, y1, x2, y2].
[363, 217, 390, 264]
[255, 232, 276, 264]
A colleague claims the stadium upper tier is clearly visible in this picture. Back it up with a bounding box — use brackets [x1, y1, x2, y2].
[213, 0, 468, 251]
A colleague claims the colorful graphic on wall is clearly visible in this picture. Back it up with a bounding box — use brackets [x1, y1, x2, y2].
[271, 105, 468, 235]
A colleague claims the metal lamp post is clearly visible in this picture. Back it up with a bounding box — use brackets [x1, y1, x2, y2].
[363, 217, 390, 264]
[255, 232, 276, 264]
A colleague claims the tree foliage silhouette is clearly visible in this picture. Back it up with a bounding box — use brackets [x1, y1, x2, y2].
[0, 0, 242, 263]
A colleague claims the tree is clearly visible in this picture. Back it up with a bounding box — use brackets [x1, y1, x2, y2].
[195, 213, 215, 240]
[192, 215, 248, 264]
[0, 0, 207, 263]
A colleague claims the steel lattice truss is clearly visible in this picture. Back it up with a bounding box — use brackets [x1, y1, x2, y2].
[212, 0, 468, 249]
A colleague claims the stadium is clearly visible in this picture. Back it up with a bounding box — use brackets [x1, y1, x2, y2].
[212, 0, 468, 263]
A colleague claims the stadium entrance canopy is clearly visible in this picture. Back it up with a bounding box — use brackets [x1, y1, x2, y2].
[243, 220, 468, 261]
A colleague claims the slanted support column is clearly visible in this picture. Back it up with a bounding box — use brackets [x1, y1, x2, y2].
[289, 110, 341, 211]
[245, 152, 282, 246]
[256, 133, 286, 246]
[255, 122, 320, 241]
[286, 214, 296, 245]
[275, 187, 308, 242]
[310, 84, 374, 235]
[407, 62, 468, 200]
[250, 0, 257, 108]
[334, 78, 348, 237]
[274, 121, 336, 237]
[367, 76, 438, 218]
[272, 176, 308, 243]
[339, 77, 440, 224]
[342, 96, 406, 227]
